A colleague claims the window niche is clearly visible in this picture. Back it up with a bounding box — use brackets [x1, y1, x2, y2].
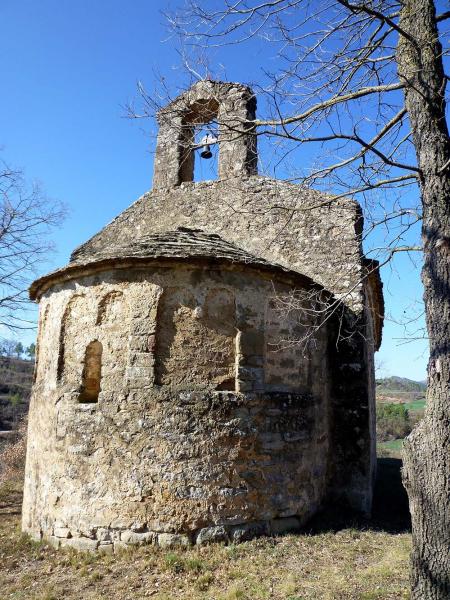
[57, 295, 86, 383]
[96, 290, 124, 325]
[79, 340, 102, 403]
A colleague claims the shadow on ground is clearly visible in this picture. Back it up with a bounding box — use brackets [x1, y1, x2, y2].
[306, 457, 411, 535]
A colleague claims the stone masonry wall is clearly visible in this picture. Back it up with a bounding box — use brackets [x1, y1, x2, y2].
[155, 286, 236, 388]
[153, 81, 257, 189]
[23, 264, 330, 551]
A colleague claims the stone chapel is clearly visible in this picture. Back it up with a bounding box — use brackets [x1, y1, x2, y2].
[22, 80, 383, 551]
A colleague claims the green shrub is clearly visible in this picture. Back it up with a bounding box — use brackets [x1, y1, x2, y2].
[377, 403, 411, 442]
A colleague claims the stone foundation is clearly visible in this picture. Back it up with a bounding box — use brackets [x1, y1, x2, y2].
[39, 514, 308, 553]
[23, 385, 328, 548]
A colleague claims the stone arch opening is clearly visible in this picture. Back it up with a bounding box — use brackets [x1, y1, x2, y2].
[153, 81, 257, 189]
[179, 99, 220, 184]
[57, 295, 85, 383]
[79, 340, 102, 403]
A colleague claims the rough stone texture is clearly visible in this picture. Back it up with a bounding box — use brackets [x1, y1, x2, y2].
[23, 266, 331, 548]
[195, 526, 229, 545]
[23, 81, 383, 551]
[158, 533, 191, 549]
[67, 179, 366, 313]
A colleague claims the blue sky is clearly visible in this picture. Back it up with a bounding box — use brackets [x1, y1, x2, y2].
[0, 0, 429, 379]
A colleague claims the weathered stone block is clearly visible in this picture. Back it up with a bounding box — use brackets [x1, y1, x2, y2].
[121, 530, 155, 545]
[95, 528, 111, 542]
[53, 527, 71, 539]
[195, 526, 229, 545]
[230, 521, 268, 543]
[126, 366, 153, 379]
[157, 533, 191, 548]
[128, 334, 152, 352]
[61, 537, 99, 552]
[130, 352, 155, 367]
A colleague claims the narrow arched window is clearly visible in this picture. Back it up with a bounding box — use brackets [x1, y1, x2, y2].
[79, 340, 102, 403]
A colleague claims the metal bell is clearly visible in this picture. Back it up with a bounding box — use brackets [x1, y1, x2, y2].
[199, 134, 217, 159]
[200, 144, 213, 159]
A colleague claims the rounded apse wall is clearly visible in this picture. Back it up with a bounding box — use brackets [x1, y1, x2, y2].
[22, 263, 330, 550]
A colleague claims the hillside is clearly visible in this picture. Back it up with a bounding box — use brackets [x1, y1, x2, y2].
[0, 357, 33, 431]
[376, 376, 426, 394]
[376, 377, 426, 457]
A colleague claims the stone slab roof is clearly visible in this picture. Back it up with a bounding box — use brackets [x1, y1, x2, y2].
[68, 177, 365, 306]
[30, 227, 317, 301]
[71, 226, 288, 267]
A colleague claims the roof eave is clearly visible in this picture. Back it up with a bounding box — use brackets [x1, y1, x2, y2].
[29, 254, 322, 302]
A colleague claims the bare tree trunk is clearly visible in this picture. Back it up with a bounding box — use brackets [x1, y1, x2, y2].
[397, 1, 450, 597]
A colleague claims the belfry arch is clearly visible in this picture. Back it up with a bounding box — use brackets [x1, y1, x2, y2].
[153, 81, 257, 188]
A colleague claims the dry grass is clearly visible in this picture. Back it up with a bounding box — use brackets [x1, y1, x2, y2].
[0, 481, 411, 600]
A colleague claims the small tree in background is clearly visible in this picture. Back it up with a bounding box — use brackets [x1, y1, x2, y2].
[377, 403, 412, 442]
[8, 393, 22, 424]
[26, 343, 36, 361]
[0, 338, 16, 358]
[14, 342, 23, 359]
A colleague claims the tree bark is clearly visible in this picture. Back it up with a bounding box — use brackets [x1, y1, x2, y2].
[397, 1, 450, 597]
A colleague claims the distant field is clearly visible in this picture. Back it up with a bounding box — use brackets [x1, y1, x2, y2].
[376, 376, 426, 414]
[402, 399, 426, 412]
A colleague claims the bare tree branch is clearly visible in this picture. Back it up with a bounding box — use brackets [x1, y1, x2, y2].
[0, 160, 65, 330]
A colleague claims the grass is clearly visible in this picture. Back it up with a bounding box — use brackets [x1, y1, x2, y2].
[378, 439, 404, 453]
[0, 461, 412, 600]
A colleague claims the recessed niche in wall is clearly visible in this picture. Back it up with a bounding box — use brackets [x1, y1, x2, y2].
[79, 340, 102, 403]
[155, 286, 236, 388]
